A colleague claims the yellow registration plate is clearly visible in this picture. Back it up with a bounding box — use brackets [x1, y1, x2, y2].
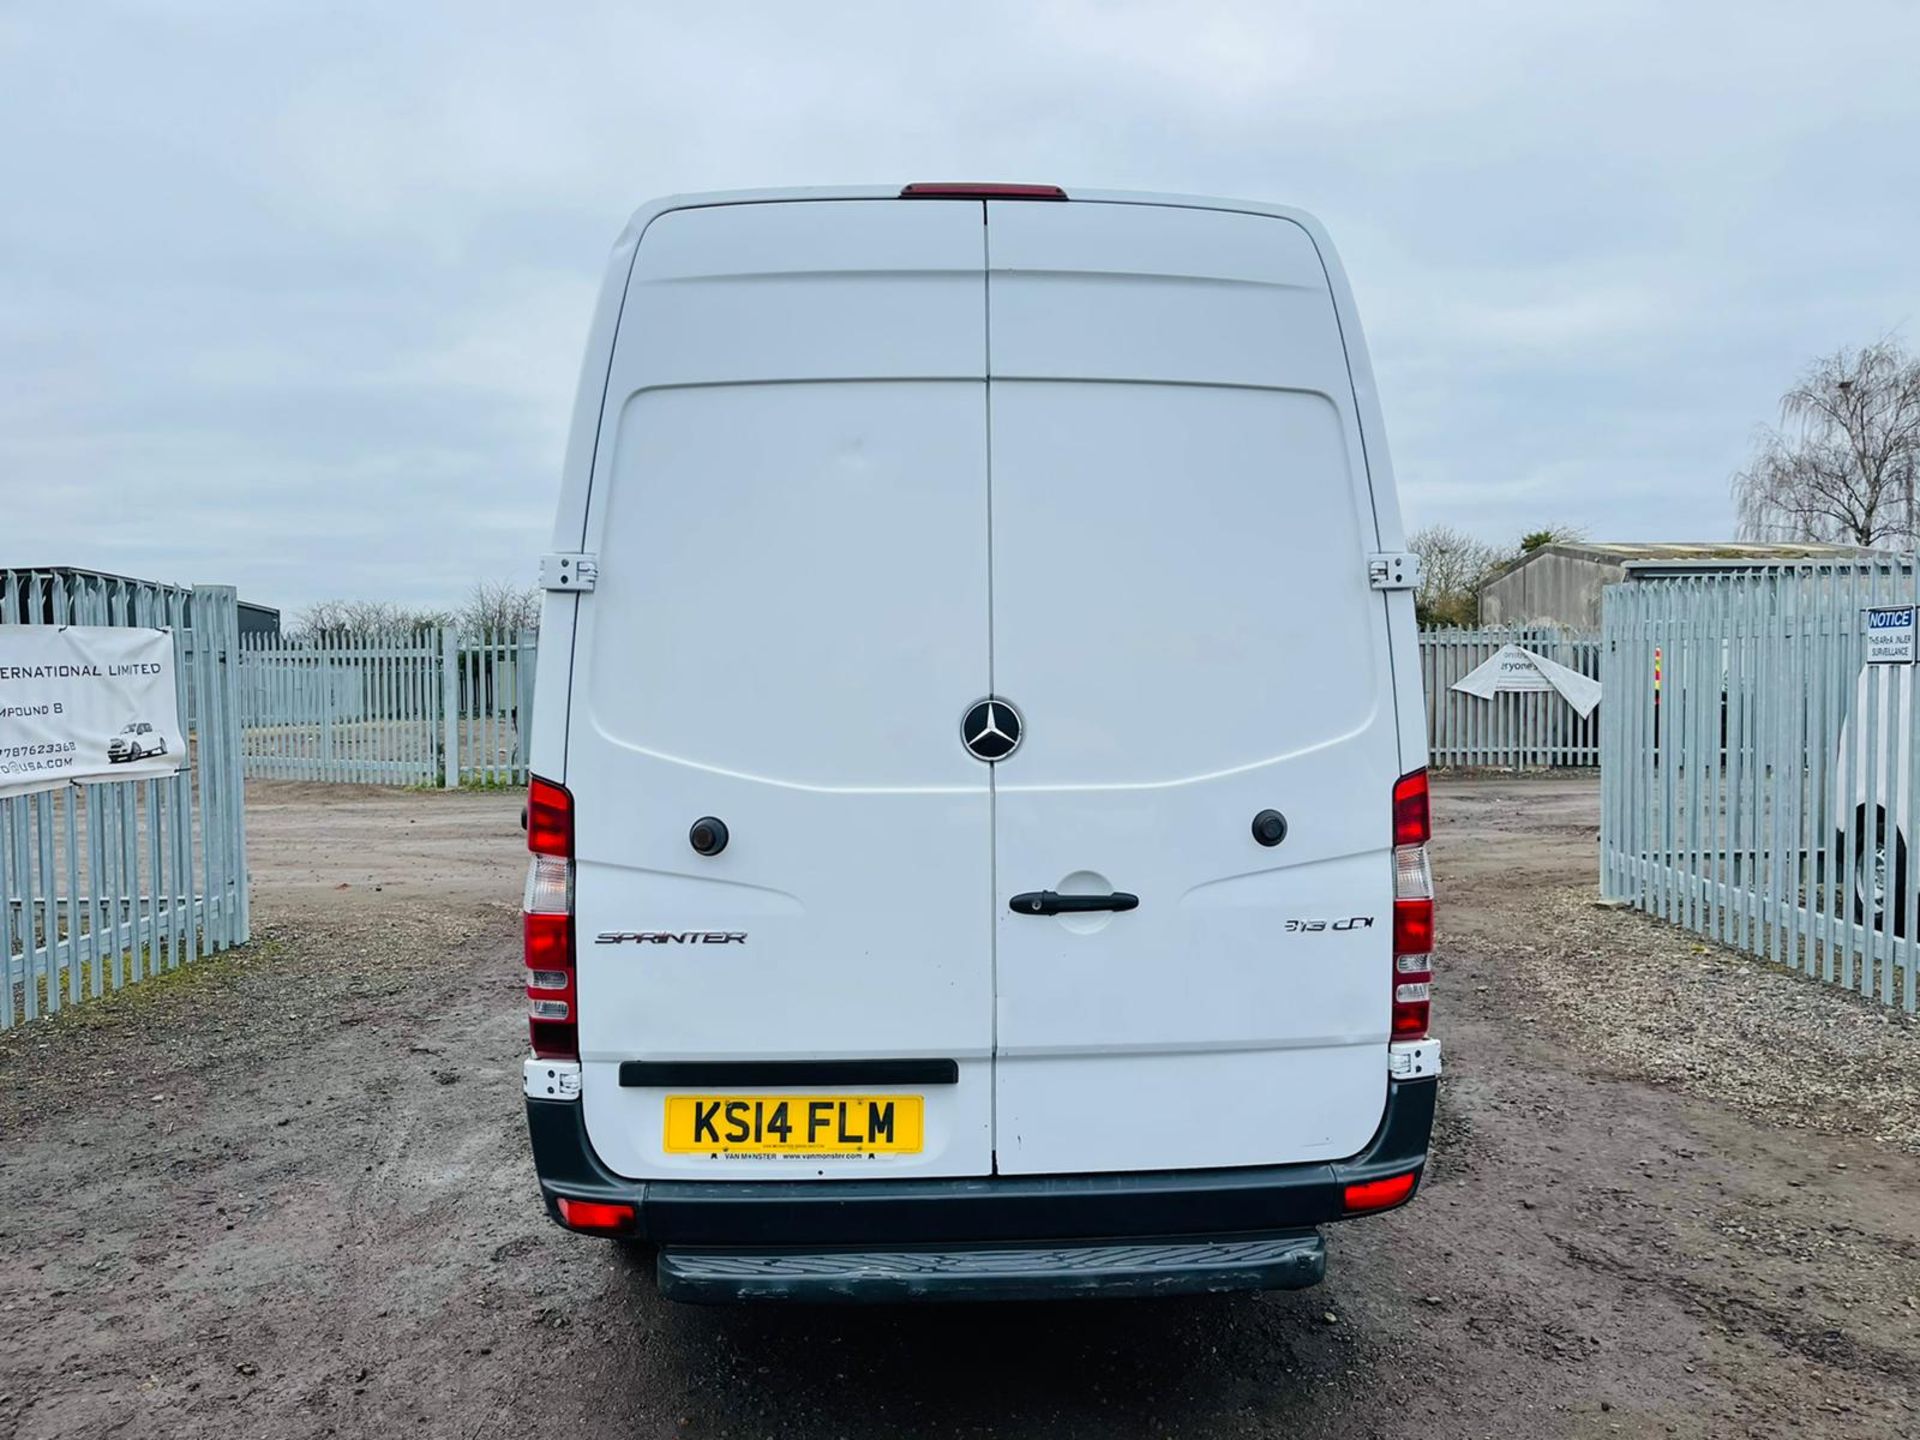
[663, 1094, 924, 1156]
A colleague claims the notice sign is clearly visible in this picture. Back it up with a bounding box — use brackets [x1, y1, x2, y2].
[1865, 606, 1916, 665]
[0, 626, 183, 799]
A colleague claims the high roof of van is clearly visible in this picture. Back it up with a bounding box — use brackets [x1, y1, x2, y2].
[619, 186, 1331, 239]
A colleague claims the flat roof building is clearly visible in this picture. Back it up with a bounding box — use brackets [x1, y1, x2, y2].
[1478, 542, 1898, 629]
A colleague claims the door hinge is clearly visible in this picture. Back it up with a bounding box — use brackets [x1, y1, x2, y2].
[541, 552, 598, 592]
[1367, 552, 1420, 592]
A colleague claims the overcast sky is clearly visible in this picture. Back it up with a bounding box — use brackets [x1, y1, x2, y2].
[4, 2, 1918, 615]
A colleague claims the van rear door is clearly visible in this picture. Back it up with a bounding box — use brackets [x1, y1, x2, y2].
[567, 200, 997, 1180]
[985, 200, 1400, 1174]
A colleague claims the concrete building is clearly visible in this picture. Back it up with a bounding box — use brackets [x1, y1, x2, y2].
[1478, 542, 1894, 629]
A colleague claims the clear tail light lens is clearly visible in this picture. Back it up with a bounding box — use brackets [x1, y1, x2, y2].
[1393, 843, 1432, 901]
[524, 854, 571, 913]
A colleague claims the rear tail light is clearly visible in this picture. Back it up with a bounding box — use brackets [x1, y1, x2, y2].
[1343, 1170, 1419, 1215]
[554, 1196, 635, 1235]
[1392, 769, 1432, 1041]
[524, 776, 577, 1060]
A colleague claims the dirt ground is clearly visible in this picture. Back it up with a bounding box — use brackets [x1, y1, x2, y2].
[3, 775, 1919, 1439]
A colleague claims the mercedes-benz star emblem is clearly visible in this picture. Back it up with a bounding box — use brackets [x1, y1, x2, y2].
[961, 697, 1022, 762]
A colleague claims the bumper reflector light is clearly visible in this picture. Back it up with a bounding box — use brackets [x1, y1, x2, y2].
[1343, 1170, 1418, 1215]
[555, 1196, 635, 1234]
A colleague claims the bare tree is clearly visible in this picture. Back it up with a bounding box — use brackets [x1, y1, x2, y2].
[459, 579, 541, 637]
[291, 599, 453, 643]
[1733, 340, 1920, 548]
[1409, 524, 1504, 628]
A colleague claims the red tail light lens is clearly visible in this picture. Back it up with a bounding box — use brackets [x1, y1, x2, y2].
[1394, 897, 1434, 958]
[1391, 981, 1431, 1040]
[1343, 1170, 1418, 1215]
[525, 775, 578, 1060]
[555, 1196, 635, 1234]
[1392, 768, 1430, 848]
[529, 1018, 579, 1060]
[527, 775, 573, 858]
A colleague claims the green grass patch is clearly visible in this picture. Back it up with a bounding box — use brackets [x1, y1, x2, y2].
[3, 938, 277, 1037]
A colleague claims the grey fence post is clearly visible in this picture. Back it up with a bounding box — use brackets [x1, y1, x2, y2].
[440, 628, 460, 789]
[192, 586, 249, 944]
[516, 635, 538, 776]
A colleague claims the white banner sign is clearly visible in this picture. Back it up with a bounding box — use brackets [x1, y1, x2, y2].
[0, 626, 184, 798]
[1450, 643, 1602, 719]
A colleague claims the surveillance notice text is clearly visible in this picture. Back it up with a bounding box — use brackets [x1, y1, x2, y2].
[1866, 605, 1917, 665]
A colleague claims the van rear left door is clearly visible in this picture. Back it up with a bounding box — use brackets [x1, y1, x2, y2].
[566, 200, 997, 1180]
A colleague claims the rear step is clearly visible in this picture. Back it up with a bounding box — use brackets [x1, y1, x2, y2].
[657, 1232, 1325, 1304]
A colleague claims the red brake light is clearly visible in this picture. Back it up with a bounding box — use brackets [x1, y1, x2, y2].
[900, 182, 1068, 200]
[1392, 769, 1429, 847]
[555, 1196, 635, 1234]
[527, 775, 573, 858]
[1343, 1170, 1418, 1215]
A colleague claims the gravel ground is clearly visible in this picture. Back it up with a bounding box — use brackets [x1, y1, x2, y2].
[1, 774, 1917, 1438]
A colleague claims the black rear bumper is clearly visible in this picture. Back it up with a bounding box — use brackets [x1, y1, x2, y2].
[526, 1076, 1435, 1250]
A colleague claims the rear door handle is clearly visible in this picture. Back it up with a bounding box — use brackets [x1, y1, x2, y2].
[1009, 890, 1139, 916]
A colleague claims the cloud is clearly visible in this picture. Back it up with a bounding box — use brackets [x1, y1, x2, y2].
[3, 0, 1919, 611]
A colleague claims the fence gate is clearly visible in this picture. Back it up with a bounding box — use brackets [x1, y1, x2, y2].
[1600, 562, 1919, 1013]
[239, 632, 443, 785]
[1, 570, 249, 1031]
[238, 629, 535, 788]
[1421, 627, 1602, 768]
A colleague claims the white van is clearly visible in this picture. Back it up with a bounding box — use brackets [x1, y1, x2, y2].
[520, 184, 1440, 1302]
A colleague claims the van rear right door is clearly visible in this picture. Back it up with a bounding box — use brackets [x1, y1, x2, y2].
[985, 200, 1401, 1175]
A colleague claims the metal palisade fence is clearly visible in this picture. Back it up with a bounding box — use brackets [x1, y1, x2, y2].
[244, 626, 1599, 784]
[1420, 627, 1602, 769]
[1, 569, 249, 1031]
[237, 628, 536, 787]
[1601, 561, 1920, 1013]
